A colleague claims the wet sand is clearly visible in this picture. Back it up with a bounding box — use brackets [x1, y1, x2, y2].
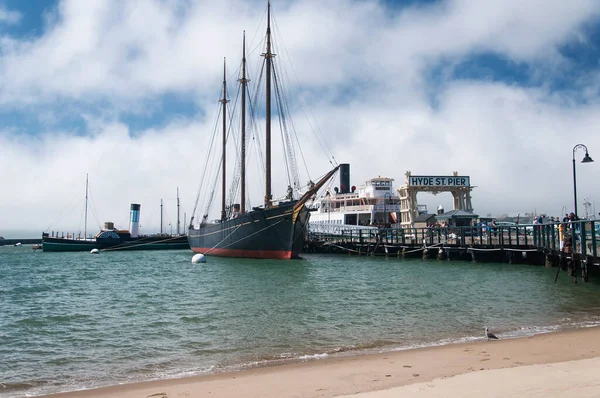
[47, 326, 600, 398]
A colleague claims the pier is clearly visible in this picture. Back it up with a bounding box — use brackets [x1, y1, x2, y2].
[304, 220, 600, 282]
[0, 238, 42, 246]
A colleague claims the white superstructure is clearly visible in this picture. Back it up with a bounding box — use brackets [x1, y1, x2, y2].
[308, 176, 402, 234]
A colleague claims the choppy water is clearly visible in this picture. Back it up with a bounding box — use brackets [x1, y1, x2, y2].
[2, 245, 600, 397]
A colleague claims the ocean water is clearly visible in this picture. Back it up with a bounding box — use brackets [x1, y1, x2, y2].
[2, 245, 600, 397]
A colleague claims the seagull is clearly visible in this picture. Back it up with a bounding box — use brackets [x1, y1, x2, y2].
[485, 327, 499, 340]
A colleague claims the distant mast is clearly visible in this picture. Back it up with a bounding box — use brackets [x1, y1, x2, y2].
[263, 1, 274, 208]
[84, 173, 88, 240]
[220, 58, 229, 220]
[160, 199, 163, 234]
[177, 187, 180, 235]
[239, 31, 248, 214]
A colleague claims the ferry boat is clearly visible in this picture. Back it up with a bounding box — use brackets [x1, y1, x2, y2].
[308, 165, 402, 235]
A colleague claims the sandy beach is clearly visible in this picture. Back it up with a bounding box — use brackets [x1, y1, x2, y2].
[45, 326, 600, 398]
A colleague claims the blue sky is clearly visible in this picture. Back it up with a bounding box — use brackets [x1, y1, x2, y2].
[1, 0, 600, 236]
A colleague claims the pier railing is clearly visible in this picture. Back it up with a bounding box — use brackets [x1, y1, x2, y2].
[532, 220, 598, 258]
[308, 220, 599, 257]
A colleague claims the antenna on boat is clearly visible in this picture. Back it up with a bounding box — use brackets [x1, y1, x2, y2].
[84, 173, 88, 240]
[239, 31, 249, 214]
[262, 1, 275, 208]
[177, 187, 180, 235]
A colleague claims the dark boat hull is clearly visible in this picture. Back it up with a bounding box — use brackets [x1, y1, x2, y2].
[187, 202, 309, 259]
[42, 235, 190, 252]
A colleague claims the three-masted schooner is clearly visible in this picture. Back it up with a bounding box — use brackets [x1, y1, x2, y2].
[187, 1, 338, 259]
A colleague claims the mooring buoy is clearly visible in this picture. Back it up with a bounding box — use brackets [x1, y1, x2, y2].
[192, 253, 207, 264]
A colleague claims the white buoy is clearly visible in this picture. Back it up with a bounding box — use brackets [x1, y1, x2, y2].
[90, 248, 100, 254]
[192, 253, 207, 263]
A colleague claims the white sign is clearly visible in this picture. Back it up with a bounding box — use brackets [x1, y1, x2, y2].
[408, 176, 470, 187]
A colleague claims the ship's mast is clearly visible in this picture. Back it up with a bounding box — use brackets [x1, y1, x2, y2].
[220, 58, 229, 220]
[176, 187, 180, 235]
[84, 173, 88, 240]
[240, 31, 248, 214]
[160, 199, 163, 234]
[263, 1, 274, 208]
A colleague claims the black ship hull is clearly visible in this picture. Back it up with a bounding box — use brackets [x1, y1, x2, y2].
[42, 235, 189, 252]
[187, 201, 309, 259]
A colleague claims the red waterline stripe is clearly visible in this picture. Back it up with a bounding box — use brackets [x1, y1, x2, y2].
[191, 247, 292, 259]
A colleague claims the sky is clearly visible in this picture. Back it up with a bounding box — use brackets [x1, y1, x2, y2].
[1, 0, 600, 238]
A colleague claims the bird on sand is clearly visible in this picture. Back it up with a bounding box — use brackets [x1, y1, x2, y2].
[485, 327, 499, 340]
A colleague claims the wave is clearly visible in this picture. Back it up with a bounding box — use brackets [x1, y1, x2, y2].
[6, 316, 600, 397]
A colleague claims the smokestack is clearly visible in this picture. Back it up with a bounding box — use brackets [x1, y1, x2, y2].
[129, 203, 141, 238]
[340, 163, 350, 194]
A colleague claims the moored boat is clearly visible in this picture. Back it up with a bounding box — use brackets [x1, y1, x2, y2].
[308, 165, 402, 236]
[42, 204, 189, 252]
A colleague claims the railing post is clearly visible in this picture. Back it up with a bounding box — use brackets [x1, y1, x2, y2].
[542, 224, 546, 249]
[571, 222, 577, 255]
[581, 221, 587, 257]
[591, 221, 597, 258]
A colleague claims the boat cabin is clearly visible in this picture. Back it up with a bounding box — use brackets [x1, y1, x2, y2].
[309, 176, 402, 228]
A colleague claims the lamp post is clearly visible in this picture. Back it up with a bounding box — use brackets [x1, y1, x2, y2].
[572, 144, 594, 218]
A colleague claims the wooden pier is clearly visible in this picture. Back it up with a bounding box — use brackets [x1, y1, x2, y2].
[304, 221, 600, 282]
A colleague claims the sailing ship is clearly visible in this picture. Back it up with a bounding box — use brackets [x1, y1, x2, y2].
[187, 2, 338, 259]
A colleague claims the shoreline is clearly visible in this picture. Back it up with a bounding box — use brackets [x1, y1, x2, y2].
[44, 326, 600, 398]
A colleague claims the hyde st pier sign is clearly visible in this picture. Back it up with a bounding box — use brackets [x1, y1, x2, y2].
[408, 176, 470, 187]
[399, 172, 474, 227]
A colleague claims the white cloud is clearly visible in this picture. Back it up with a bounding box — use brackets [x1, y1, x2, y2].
[1, 0, 600, 236]
[0, 6, 21, 25]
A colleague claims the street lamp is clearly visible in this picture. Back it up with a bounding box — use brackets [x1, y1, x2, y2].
[572, 144, 594, 218]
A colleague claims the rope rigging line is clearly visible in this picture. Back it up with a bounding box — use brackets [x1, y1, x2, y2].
[191, 100, 224, 225]
[100, 235, 185, 252]
[395, 246, 426, 254]
[198, 78, 241, 221]
[272, 69, 294, 192]
[205, 218, 286, 254]
[273, 63, 302, 195]
[271, 15, 337, 167]
[225, 82, 244, 215]
[249, 60, 266, 179]
[204, 223, 244, 254]
[44, 194, 82, 233]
